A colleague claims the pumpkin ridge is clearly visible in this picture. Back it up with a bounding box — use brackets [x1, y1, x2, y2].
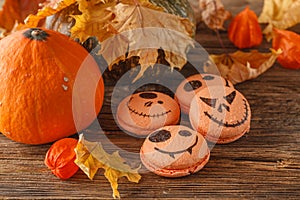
[44, 31, 90, 77]
[32, 40, 65, 143]
[48, 43, 84, 76]
[46, 42, 74, 80]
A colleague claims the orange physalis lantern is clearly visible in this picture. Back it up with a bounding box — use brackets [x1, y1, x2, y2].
[272, 28, 300, 70]
[45, 138, 79, 180]
[228, 6, 262, 49]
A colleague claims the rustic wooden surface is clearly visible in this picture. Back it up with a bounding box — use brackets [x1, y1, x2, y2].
[1, 1, 300, 199]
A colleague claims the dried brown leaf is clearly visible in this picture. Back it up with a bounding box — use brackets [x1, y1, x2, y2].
[205, 49, 282, 84]
[188, 0, 202, 23]
[127, 49, 158, 82]
[71, 0, 194, 81]
[199, 0, 231, 30]
[20, 0, 194, 81]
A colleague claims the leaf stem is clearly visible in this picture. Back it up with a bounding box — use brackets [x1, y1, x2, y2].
[215, 29, 225, 49]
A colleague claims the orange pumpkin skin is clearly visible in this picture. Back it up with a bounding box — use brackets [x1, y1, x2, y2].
[0, 28, 104, 144]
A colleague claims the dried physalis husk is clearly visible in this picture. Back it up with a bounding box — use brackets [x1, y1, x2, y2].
[44, 138, 79, 179]
[228, 6, 262, 49]
[272, 28, 300, 70]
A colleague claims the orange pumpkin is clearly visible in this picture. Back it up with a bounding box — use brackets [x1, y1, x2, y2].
[0, 28, 104, 144]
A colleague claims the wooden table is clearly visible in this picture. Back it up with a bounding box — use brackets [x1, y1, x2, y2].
[1, 2, 300, 199]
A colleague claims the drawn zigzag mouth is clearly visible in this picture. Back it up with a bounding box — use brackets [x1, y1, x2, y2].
[204, 99, 249, 128]
[154, 136, 199, 158]
[127, 103, 171, 118]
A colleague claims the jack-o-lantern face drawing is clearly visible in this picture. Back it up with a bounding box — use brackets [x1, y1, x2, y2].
[175, 74, 234, 114]
[149, 129, 199, 158]
[189, 86, 251, 144]
[127, 92, 171, 118]
[116, 91, 180, 137]
[140, 125, 210, 177]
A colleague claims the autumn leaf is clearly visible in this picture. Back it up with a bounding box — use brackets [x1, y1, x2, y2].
[188, 0, 202, 23]
[0, 0, 46, 36]
[258, 0, 300, 41]
[228, 6, 262, 49]
[205, 48, 282, 84]
[127, 48, 158, 81]
[71, 0, 195, 82]
[24, 0, 76, 28]
[99, 27, 194, 82]
[107, 1, 194, 78]
[74, 134, 141, 199]
[21, 0, 195, 81]
[272, 28, 300, 69]
[199, 0, 231, 30]
[70, 0, 117, 43]
[70, 0, 167, 42]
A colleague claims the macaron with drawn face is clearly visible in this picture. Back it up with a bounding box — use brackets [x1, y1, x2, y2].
[116, 91, 180, 137]
[140, 125, 210, 177]
[175, 74, 234, 114]
[189, 86, 251, 144]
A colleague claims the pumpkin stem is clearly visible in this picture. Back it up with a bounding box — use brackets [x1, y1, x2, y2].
[23, 28, 49, 41]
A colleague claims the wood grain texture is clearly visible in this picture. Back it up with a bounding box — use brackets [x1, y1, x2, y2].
[1, 1, 300, 199]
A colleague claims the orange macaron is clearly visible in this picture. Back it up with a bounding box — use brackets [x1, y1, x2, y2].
[116, 91, 180, 137]
[140, 125, 210, 177]
[189, 86, 251, 144]
[175, 73, 234, 114]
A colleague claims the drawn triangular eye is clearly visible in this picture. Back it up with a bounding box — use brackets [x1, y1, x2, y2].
[200, 97, 217, 108]
[224, 91, 236, 104]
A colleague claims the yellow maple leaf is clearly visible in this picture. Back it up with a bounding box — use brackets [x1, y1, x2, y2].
[74, 134, 141, 199]
[258, 0, 300, 41]
[73, 1, 194, 81]
[77, 0, 114, 12]
[71, 0, 164, 42]
[22, 0, 195, 81]
[24, 0, 76, 28]
[70, 1, 117, 42]
[205, 49, 282, 84]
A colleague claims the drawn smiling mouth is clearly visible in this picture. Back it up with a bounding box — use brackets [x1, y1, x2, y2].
[154, 136, 198, 158]
[204, 99, 249, 127]
[127, 103, 171, 118]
